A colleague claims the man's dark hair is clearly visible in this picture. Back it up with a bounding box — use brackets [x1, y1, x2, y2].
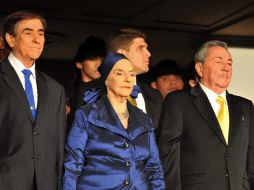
[2, 11, 47, 49]
[107, 28, 146, 52]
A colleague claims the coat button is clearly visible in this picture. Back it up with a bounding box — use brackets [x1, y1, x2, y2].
[124, 142, 130, 148]
[33, 131, 39, 135]
[226, 153, 231, 158]
[125, 160, 130, 167]
[124, 179, 129, 185]
[32, 154, 39, 160]
[225, 173, 229, 177]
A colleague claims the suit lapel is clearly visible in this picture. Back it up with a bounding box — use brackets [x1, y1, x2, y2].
[88, 95, 130, 140]
[0, 60, 33, 123]
[127, 103, 152, 140]
[227, 93, 240, 146]
[137, 81, 155, 117]
[35, 70, 47, 125]
[87, 95, 151, 141]
[191, 85, 227, 145]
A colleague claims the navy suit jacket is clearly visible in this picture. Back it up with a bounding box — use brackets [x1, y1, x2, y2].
[157, 84, 254, 190]
[0, 60, 66, 190]
[63, 94, 165, 190]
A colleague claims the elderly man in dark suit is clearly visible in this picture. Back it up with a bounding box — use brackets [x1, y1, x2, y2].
[107, 28, 163, 128]
[0, 11, 66, 190]
[157, 40, 254, 190]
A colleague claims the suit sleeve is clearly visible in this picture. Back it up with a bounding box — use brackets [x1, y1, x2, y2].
[57, 87, 67, 190]
[247, 101, 254, 190]
[157, 93, 183, 190]
[145, 127, 165, 190]
[62, 109, 89, 190]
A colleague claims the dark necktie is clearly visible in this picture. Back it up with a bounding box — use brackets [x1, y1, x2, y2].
[22, 69, 36, 120]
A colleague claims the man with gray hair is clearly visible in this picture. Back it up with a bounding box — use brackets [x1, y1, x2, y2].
[157, 40, 254, 190]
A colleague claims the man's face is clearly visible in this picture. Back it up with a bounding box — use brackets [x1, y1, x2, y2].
[76, 57, 102, 82]
[153, 74, 184, 98]
[6, 18, 45, 66]
[122, 37, 151, 75]
[196, 46, 232, 94]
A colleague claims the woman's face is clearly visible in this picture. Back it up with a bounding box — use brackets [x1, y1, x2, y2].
[105, 59, 135, 98]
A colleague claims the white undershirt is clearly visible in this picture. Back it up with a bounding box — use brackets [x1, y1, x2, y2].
[8, 53, 38, 108]
[136, 91, 147, 113]
[199, 82, 228, 116]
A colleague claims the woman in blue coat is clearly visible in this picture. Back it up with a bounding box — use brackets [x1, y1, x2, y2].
[63, 52, 165, 190]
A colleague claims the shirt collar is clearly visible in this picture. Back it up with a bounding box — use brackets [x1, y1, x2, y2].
[199, 82, 227, 105]
[8, 52, 36, 78]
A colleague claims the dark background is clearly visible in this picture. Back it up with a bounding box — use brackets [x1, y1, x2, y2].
[1, 0, 254, 87]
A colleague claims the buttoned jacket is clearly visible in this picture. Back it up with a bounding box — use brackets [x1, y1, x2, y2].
[158, 84, 254, 190]
[63, 94, 165, 190]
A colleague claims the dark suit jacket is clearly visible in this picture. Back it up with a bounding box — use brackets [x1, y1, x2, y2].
[0, 60, 66, 190]
[138, 81, 163, 129]
[157, 84, 254, 190]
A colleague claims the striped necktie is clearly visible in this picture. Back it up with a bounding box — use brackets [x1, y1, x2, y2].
[22, 69, 36, 120]
[216, 96, 229, 144]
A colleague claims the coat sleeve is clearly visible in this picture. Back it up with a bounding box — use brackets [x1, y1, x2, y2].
[247, 101, 254, 190]
[145, 127, 166, 190]
[62, 109, 89, 190]
[157, 93, 183, 190]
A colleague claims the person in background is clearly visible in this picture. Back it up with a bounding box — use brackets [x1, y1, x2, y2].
[0, 11, 66, 190]
[68, 36, 106, 130]
[107, 28, 163, 129]
[157, 40, 254, 190]
[63, 52, 165, 190]
[0, 33, 10, 61]
[185, 60, 199, 88]
[151, 59, 184, 99]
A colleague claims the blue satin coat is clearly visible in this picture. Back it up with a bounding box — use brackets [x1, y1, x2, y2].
[63, 95, 165, 190]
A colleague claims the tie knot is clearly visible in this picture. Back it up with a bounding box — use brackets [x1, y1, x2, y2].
[216, 96, 225, 105]
[22, 69, 32, 78]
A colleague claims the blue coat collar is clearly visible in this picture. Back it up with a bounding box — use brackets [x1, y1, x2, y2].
[87, 94, 153, 140]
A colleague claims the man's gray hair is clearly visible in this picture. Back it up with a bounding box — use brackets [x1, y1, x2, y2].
[194, 40, 228, 63]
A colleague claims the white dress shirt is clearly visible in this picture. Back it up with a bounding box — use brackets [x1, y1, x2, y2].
[199, 82, 228, 117]
[136, 90, 147, 113]
[8, 53, 38, 108]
